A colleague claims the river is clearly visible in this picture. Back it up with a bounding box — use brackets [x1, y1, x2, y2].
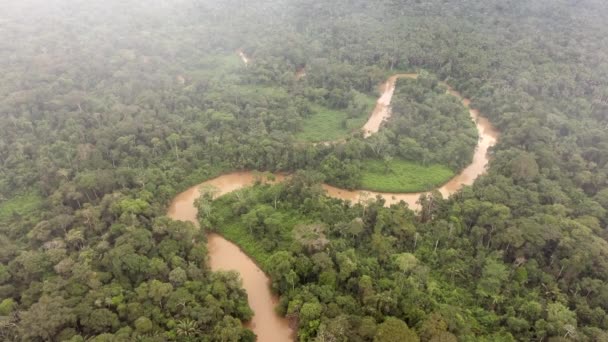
[363, 73, 418, 137]
[167, 70, 498, 341]
[167, 173, 292, 342]
[238, 50, 250, 65]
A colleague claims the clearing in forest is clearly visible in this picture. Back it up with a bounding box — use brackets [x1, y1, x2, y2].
[359, 158, 454, 193]
[296, 92, 377, 142]
[0, 191, 43, 223]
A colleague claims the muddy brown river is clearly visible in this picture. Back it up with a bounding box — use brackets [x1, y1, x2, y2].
[167, 173, 292, 342]
[363, 73, 418, 137]
[167, 70, 498, 341]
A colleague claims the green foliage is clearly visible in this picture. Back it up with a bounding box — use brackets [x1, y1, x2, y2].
[209, 190, 305, 267]
[297, 92, 376, 142]
[374, 317, 419, 342]
[393, 253, 418, 273]
[1, 0, 608, 341]
[168, 267, 187, 286]
[320, 155, 362, 189]
[476, 257, 508, 302]
[0, 298, 15, 315]
[134, 316, 153, 334]
[18, 296, 76, 340]
[360, 159, 454, 192]
[546, 303, 578, 337]
[381, 77, 478, 171]
[198, 54, 247, 78]
[300, 302, 323, 324]
[0, 191, 42, 223]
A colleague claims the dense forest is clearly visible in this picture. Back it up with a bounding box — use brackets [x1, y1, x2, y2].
[1, 0, 608, 341]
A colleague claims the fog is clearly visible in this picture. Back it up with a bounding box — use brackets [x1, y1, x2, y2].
[1, 0, 608, 341]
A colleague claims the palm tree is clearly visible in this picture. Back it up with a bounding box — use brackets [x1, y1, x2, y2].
[176, 318, 199, 337]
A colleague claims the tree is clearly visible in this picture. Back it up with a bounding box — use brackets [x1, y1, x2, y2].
[293, 223, 330, 254]
[169, 267, 188, 286]
[176, 318, 199, 337]
[0, 298, 14, 316]
[546, 302, 577, 338]
[80, 308, 120, 334]
[18, 296, 75, 340]
[266, 251, 296, 292]
[476, 258, 508, 307]
[147, 280, 173, 307]
[134, 316, 153, 334]
[419, 313, 456, 342]
[167, 133, 181, 160]
[336, 249, 358, 282]
[393, 253, 418, 274]
[510, 152, 539, 182]
[212, 316, 246, 342]
[374, 317, 419, 342]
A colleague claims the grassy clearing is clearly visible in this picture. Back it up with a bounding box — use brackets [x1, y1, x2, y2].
[192, 54, 245, 82]
[297, 92, 376, 142]
[199, 54, 243, 72]
[296, 105, 358, 142]
[0, 191, 43, 223]
[385, 68, 419, 78]
[353, 91, 378, 109]
[236, 84, 288, 98]
[360, 158, 454, 193]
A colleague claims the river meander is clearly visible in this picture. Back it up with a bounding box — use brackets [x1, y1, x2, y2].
[167, 66, 499, 341]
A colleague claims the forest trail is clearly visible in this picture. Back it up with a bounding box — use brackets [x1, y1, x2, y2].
[167, 71, 498, 341]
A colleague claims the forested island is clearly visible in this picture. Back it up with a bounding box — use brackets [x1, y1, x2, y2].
[1, 0, 608, 341]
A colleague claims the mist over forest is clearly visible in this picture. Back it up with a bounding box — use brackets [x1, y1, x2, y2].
[1, 0, 608, 341]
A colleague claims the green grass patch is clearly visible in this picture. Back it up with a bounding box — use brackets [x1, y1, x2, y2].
[297, 92, 376, 142]
[384, 68, 419, 77]
[236, 84, 289, 98]
[190, 54, 245, 83]
[0, 191, 43, 223]
[199, 54, 244, 72]
[360, 159, 454, 193]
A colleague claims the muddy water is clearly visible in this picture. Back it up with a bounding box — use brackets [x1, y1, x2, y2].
[238, 50, 250, 65]
[184, 86, 498, 211]
[167, 74, 498, 341]
[326, 83, 499, 209]
[167, 78, 497, 211]
[362, 73, 418, 137]
[167, 173, 293, 342]
[295, 67, 306, 80]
